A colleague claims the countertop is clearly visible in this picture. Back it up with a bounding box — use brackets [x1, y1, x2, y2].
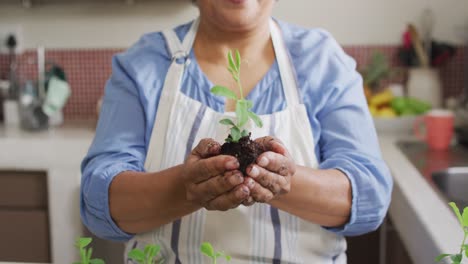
[0, 124, 465, 263]
[0, 122, 94, 170]
[379, 133, 465, 264]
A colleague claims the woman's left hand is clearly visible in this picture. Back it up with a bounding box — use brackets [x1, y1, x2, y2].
[243, 136, 296, 205]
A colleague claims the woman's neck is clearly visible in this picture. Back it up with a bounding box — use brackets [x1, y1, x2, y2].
[194, 17, 272, 63]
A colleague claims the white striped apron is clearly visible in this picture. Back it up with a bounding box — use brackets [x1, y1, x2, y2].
[125, 18, 347, 264]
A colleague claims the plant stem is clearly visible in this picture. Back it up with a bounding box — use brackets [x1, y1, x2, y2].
[213, 257, 217, 264]
[460, 231, 467, 259]
[235, 72, 244, 99]
[80, 248, 87, 264]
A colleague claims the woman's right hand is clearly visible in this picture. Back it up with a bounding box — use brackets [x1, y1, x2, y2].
[182, 138, 254, 211]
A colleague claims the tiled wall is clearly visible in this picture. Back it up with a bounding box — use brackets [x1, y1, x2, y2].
[0, 46, 466, 121]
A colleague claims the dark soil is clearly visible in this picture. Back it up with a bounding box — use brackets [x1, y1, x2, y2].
[220, 134, 265, 175]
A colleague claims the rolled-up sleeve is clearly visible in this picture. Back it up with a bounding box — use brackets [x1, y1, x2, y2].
[313, 39, 393, 236]
[80, 54, 146, 241]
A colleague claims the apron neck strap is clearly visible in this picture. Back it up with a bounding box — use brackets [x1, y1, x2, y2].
[162, 18, 200, 61]
[162, 18, 300, 106]
[270, 19, 301, 106]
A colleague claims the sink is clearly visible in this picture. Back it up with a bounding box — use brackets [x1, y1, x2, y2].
[397, 141, 468, 208]
[397, 141, 468, 178]
[432, 167, 468, 209]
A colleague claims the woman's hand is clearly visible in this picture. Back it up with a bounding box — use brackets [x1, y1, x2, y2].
[183, 138, 254, 211]
[244, 137, 296, 205]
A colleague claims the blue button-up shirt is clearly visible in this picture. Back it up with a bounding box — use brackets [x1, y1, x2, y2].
[81, 19, 393, 242]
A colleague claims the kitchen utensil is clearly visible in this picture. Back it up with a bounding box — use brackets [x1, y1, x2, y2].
[408, 24, 430, 67]
[37, 46, 46, 100]
[43, 65, 70, 126]
[6, 34, 19, 100]
[406, 67, 442, 108]
[18, 81, 48, 131]
[414, 109, 454, 150]
[420, 8, 435, 64]
[42, 76, 71, 117]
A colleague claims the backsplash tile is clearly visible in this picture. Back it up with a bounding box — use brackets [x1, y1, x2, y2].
[0, 45, 465, 121]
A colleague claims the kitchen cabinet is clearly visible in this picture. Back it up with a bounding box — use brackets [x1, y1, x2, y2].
[0, 171, 51, 263]
[347, 217, 413, 264]
[0, 123, 94, 263]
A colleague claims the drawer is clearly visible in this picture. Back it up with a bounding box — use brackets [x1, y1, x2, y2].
[0, 171, 47, 208]
[0, 210, 51, 262]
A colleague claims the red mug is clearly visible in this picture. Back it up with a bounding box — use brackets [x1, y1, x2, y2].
[414, 109, 454, 150]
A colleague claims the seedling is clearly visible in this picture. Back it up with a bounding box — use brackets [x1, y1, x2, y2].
[210, 50, 263, 143]
[73, 237, 104, 264]
[435, 202, 468, 264]
[128, 244, 162, 264]
[200, 242, 231, 264]
[210, 50, 266, 174]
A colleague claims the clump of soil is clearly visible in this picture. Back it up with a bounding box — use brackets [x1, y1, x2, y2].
[220, 134, 265, 175]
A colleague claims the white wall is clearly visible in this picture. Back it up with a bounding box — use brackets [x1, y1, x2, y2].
[0, 0, 467, 50]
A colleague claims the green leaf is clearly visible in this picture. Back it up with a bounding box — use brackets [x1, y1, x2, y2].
[210, 86, 237, 100]
[153, 245, 161, 258]
[220, 118, 236, 127]
[225, 255, 232, 261]
[241, 129, 249, 137]
[89, 259, 105, 264]
[435, 254, 451, 262]
[200, 242, 215, 258]
[144, 244, 151, 256]
[128, 249, 145, 263]
[462, 207, 468, 227]
[87, 248, 93, 262]
[77, 237, 92, 248]
[236, 100, 249, 128]
[247, 111, 263, 128]
[228, 51, 237, 72]
[451, 254, 462, 262]
[230, 126, 241, 142]
[449, 202, 464, 228]
[245, 100, 253, 109]
[235, 50, 241, 71]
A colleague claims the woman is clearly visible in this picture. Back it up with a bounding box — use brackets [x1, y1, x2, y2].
[81, 0, 393, 263]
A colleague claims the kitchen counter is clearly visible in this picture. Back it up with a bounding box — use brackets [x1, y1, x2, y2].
[0, 123, 465, 263]
[0, 123, 95, 264]
[379, 134, 465, 264]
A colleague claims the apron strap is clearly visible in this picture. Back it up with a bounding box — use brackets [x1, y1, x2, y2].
[270, 19, 301, 107]
[144, 19, 199, 171]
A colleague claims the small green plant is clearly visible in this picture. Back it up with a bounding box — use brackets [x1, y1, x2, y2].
[360, 51, 391, 91]
[200, 242, 231, 264]
[435, 202, 468, 264]
[128, 244, 162, 264]
[73, 237, 104, 264]
[210, 50, 263, 143]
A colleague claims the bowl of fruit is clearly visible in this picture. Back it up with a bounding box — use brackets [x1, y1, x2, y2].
[367, 88, 432, 134]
